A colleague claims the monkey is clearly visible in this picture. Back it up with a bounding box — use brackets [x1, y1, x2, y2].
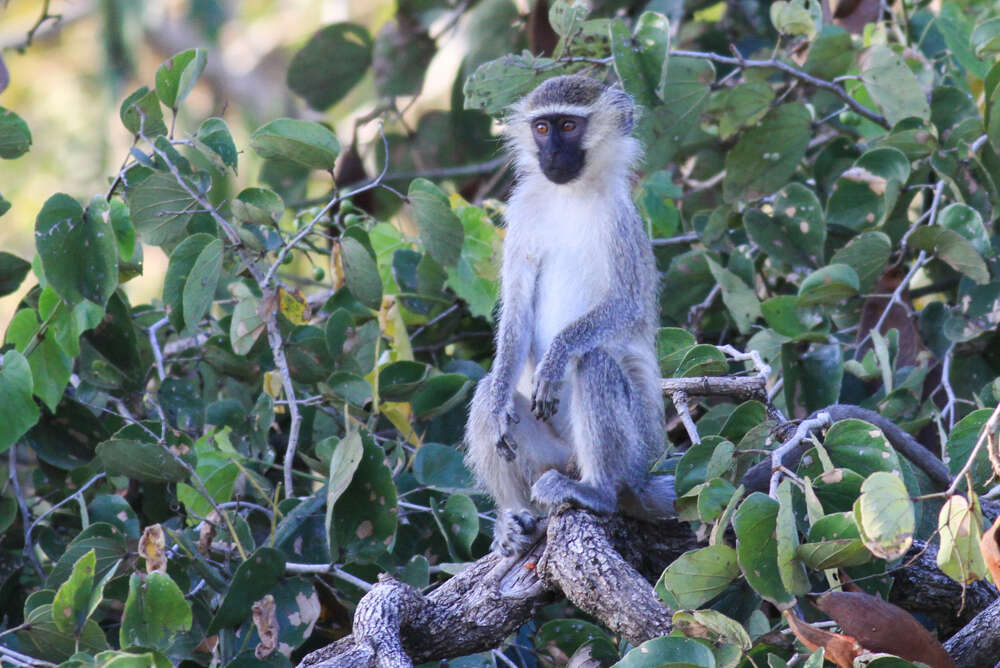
[464, 74, 676, 557]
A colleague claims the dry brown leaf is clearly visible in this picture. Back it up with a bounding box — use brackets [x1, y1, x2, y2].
[814, 591, 955, 668]
[198, 510, 220, 556]
[138, 523, 167, 573]
[252, 594, 279, 659]
[785, 610, 863, 668]
[981, 515, 1000, 590]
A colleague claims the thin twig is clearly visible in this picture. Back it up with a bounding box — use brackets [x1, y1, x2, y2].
[25, 473, 107, 550]
[558, 49, 888, 128]
[944, 401, 1000, 497]
[651, 233, 699, 247]
[148, 316, 169, 381]
[262, 124, 393, 290]
[769, 412, 832, 498]
[285, 561, 374, 591]
[671, 391, 701, 444]
[9, 446, 43, 578]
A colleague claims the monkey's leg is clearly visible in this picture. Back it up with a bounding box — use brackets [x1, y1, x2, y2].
[465, 380, 570, 555]
[530, 348, 644, 515]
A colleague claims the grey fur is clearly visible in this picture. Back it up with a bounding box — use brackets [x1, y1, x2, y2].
[464, 75, 675, 557]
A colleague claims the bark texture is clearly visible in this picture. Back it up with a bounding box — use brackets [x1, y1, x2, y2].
[296, 510, 695, 667]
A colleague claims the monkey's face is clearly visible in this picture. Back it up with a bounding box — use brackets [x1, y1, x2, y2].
[531, 115, 588, 184]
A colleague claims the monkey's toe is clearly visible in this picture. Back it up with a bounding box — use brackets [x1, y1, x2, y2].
[491, 509, 541, 557]
[531, 470, 616, 515]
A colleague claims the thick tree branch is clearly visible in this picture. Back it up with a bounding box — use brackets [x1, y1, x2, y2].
[297, 510, 694, 667]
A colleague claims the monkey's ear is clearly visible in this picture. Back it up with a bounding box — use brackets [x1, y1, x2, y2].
[607, 88, 636, 134]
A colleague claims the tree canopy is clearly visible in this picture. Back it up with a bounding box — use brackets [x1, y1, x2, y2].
[1, 0, 1000, 667]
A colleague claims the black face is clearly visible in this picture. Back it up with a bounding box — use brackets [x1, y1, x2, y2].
[531, 114, 588, 184]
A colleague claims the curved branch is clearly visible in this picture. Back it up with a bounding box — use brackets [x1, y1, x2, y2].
[297, 510, 694, 667]
[742, 404, 951, 493]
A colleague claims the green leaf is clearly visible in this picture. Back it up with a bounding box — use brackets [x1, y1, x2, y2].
[535, 618, 612, 661]
[0, 107, 32, 159]
[708, 82, 775, 140]
[860, 45, 930, 125]
[232, 187, 284, 226]
[408, 179, 464, 267]
[444, 199, 502, 321]
[17, 604, 109, 663]
[657, 327, 696, 377]
[373, 20, 435, 98]
[744, 183, 825, 268]
[938, 203, 991, 258]
[46, 523, 128, 590]
[829, 231, 891, 292]
[442, 493, 479, 558]
[411, 373, 472, 419]
[163, 233, 217, 331]
[909, 226, 990, 285]
[155, 48, 207, 109]
[945, 408, 994, 493]
[287, 23, 372, 111]
[673, 609, 752, 652]
[323, 430, 364, 559]
[34, 194, 118, 307]
[770, 1, 818, 39]
[776, 479, 810, 596]
[798, 512, 871, 569]
[120, 571, 192, 651]
[733, 492, 795, 607]
[639, 57, 715, 168]
[854, 471, 914, 561]
[705, 257, 761, 334]
[51, 549, 97, 634]
[95, 437, 192, 483]
[723, 103, 811, 203]
[207, 547, 286, 633]
[613, 636, 716, 668]
[936, 495, 988, 584]
[181, 238, 222, 329]
[796, 264, 859, 306]
[0, 251, 31, 297]
[194, 117, 238, 172]
[119, 87, 167, 138]
[656, 545, 739, 609]
[0, 351, 40, 453]
[340, 233, 383, 309]
[378, 361, 430, 401]
[329, 434, 398, 562]
[825, 147, 910, 230]
[610, 13, 671, 106]
[971, 17, 1000, 58]
[676, 344, 728, 377]
[463, 54, 558, 116]
[761, 296, 814, 338]
[250, 118, 341, 170]
[125, 171, 201, 246]
[804, 27, 854, 80]
[230, 294, 265, 356]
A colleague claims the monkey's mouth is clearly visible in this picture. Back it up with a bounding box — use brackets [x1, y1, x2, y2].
[539, 150, 586, 184]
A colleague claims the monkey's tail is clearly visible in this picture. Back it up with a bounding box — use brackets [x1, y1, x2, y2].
[619, 473, 676, 520]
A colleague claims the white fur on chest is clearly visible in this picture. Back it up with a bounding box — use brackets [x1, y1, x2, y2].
[510, 187, 614, 360]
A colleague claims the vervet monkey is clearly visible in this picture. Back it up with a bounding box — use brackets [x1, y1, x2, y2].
[464, 75, 675, 556]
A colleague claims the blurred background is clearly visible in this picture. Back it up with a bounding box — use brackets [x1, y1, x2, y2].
[0, 0, 488, 325]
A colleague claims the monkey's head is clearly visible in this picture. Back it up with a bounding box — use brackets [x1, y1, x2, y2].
[506, 75, 639, 187]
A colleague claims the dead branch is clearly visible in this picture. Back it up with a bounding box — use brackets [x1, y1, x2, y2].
[296, 510, 695, 667]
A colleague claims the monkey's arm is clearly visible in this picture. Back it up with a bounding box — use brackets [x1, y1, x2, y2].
[532, 226, 648, 419]
[486, 244, 538, 457]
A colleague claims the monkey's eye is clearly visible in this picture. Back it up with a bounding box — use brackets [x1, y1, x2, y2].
[533, 121, 550, 135]
[560, 119, 576, 132]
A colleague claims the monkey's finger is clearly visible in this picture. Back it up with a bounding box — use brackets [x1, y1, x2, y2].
[496, 437, 517, 461]
[508, 412, 520, 424]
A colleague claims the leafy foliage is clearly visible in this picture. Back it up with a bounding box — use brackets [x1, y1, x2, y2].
[2, 0, 1000, 667]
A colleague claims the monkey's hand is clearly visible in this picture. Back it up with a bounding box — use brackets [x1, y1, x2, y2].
[487, 378, 519, 461]
[531, 354, 565, 421]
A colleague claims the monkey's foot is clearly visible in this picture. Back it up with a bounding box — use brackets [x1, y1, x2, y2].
[531, 470, 616, 515]
[492, 509, 542, 557]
